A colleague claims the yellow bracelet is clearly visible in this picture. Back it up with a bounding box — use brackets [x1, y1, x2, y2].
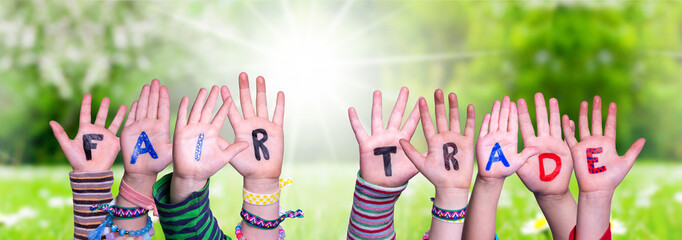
[242, 179, 292, 206]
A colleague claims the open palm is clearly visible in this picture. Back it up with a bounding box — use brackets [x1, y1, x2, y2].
[50, 94, 126, 172]
[563, 96, 645, 193]
[349, 87, 421, 187]
[476, 96, 539, 180]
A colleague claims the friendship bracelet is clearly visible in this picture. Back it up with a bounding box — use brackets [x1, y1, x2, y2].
[240, 207, 304, 230]
[120, 178, 159, 216]
[235, 221, 285, 240]
[90, 204, 149, 219]
[87, 213, 154, 240]
[423, 231, 500, 240]
[243, 178, 293, 206]
[430, 198, 466, 223]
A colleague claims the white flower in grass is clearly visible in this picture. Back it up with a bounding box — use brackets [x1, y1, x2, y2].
[674, 192, 682, 203]
[610, 219, 626, 235]
[521, 213, 549, 235]
[0, 206, 37, 227]
[47, 196, 72, 208]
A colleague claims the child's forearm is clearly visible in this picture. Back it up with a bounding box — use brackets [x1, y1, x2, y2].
[576, 190, 613, 239]
[535, 190, 577, 239]
[347, 172, 407, 240]
[428, 187, 468, 240]
[462, 176, 503, 240]
[154, 172, 229, 240]
[241, 178, 281, 239]
[111, 173, 157, 236]
[69, 171, 114, 240]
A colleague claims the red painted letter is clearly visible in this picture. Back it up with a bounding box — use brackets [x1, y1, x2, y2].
[586, 147, 605, 174]
[538, 153, 561, 182]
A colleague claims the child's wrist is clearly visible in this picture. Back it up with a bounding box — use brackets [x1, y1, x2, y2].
[579, 190, 614, 202]
[434, 187, 469, 209]
[170, 174, 208, 203]
[243, 177, 280, 194]
[122, 172, 157, 197]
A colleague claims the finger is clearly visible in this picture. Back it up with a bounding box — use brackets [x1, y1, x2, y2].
[622, 138, 646, 167]
[401, 100, 421, 139]
[489, 100, 501, 132]
[549, 98, 562, 138]
[238, 72, 256, 118]
[562, 115, 578, 148]
[217, 137, 230, 150]
[579, 101, 590, 140]
[256, 76, 269, 119]
[517, 98, 535, 141]
[221, 86, 242, 126]
[499, 96, 511, 132]
[221, 141, 250, 163]
[591, 96, 603, 136]
[49, 121, 71, 148]
[148, 79, 160, 119]
[176, 96, 189, 129]
[371, 90, 383, 134]
[188, 88, 207, 124]
[348, 107, 369, 143]
[399, 139, 425, 171]
[79, 94, 92, 124]
[434, 89, 449, 133]
[534, 93, 550, 136]
[211, 95, 233, 129]
[124, 101, 138, 127]
[418, 97, 436, 138]
[463, 104, 476, 137]
[509, 101, 518, 134]
[448, 92, 461, 133]
[604, 102, 617, 139]
[108, 105, 127, 134]
[273, 91, 285, 126]
[519, 146, 541, 162]
[200, 86, 220, 123]
[479, 114, 490, 138]
[158, 85, 171, 121]
[136, 85, 150, 120]
[387, 87, 409, 131]
[94, 97, 110, 127]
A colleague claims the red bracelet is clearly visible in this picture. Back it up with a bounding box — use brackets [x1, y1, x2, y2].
[569, 224, 611, 240]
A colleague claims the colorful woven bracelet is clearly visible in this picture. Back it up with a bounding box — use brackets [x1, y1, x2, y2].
[87, 213, 154, 240]
[240, 207, 304, 230]
[243, 178, 293, 206]
[235, 221, 285, 240]
[90, 204, 149, 219]
[430, 198, 466, 223]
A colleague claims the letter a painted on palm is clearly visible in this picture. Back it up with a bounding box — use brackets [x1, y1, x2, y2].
[486, 142, 510, 171]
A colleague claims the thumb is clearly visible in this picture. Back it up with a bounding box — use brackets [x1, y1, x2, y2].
[217, 137, 231, 150]
[518, 146, 541, 163]
[622, 138, 646, 168]
[399, 139, 425, 171]
[221, 141, 249, 161]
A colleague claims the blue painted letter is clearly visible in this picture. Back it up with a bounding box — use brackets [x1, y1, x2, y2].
[131, 131, 158, 164]
[485, 142, 509, 171]
[195, 133, 205, 161]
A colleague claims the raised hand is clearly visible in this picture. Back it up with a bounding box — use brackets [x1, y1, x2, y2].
[476, 96, 539, 180]
[220, 73, 285, 181]
[516, 93, 573, 195]
[120, 79, 173, 177]
[564, 96, 645, 239]
[49, 94, 127, 172]
[348, 87, 420, 187]
[400, 90, 475, 190]
[563, 96, 645, 193]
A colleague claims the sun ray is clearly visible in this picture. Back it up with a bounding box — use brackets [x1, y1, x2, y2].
[322, 0, 355, 41]
[337, 51, 499, 67]
[330, 7, 405, 50]
[280, 0, 298, 36]
[244, 1, 284, 39]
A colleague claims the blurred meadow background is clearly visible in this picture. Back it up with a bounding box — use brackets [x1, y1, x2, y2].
[1, 0, 682, 239]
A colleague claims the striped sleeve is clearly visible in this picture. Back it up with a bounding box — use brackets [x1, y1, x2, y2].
[347, 172, 407, 240]
[153, 172, 231, 240]
[69, 171, 114, 240]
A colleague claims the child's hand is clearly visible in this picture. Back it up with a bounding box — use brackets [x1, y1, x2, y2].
[400, 90, 475, 190]
[516, 93, 573, 196]
[220, 73, 285, 182]
[348, 87, 420, 187]
[476, 96, 539, 181]
[120, 80, 173, 177]
[171, 86, 249, 202]
[563, 96, 645, 193]
[50, 94, 127, 173]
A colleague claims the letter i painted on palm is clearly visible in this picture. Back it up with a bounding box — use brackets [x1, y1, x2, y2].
[130, 131, 158, 164]
[586, 147, 605, 174]
[194, 133, 204, 161]
[485, 142, 509, 171]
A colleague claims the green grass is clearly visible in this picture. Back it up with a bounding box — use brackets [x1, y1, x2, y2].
[0, 162, 681, 239]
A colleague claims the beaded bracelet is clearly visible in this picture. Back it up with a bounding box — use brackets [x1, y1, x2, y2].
[240, 207, 304, 229]
[243, 179, 293, 206]
[430, 198, 466, 223]
[87, 214, 154, 240]
[235, 221, 285, 240]
[90, 204, 149, 219]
